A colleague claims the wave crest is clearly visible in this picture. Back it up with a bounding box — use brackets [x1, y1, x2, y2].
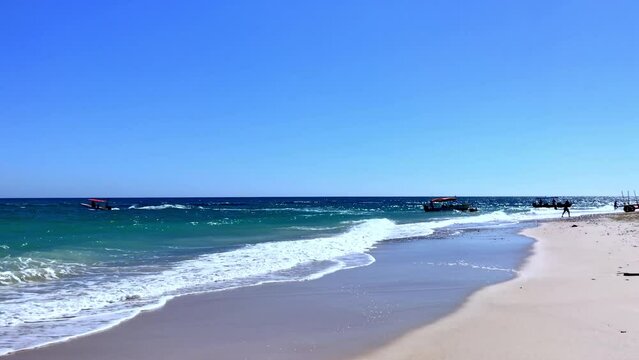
[0, 257, 84, 285]
[128, 204, 202, 210]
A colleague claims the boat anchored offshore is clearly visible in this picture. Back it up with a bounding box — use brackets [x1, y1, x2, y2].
[81, 198, 113, 211]
[423, 197, 478, 212]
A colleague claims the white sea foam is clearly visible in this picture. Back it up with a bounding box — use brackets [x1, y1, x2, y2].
[286, 226, 342, 231]
[509, 204, 615, 222]
[128, 204, 202, 210]
[0, 257, 85, 285]
[0, 218, 400, 355]
[0, 219, 396, 327]
[426, 260, 518, 273]
[210, 207, 375, 215]
[206, 218, 238, 226]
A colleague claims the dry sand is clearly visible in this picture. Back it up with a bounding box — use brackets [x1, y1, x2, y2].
[355, 214, 639, 360]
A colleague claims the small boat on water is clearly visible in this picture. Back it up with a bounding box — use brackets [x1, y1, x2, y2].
[423, 197, 478, 212]
[532, 198, 571, 209]
[81, 199, 113, 211]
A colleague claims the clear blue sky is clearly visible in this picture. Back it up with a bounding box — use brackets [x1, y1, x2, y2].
[1, 0, 637, 197]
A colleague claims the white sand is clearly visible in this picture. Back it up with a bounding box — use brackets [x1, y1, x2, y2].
[355, 214, 639, 360]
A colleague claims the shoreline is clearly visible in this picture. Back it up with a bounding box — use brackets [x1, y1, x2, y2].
[3, 224, 533, 360]
[4, 212, 631, 360]
[1, 197, 615, 358]
[353, 213, 639, 359]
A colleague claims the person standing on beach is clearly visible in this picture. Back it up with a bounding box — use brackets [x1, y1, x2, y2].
[561, 202, 570, 218]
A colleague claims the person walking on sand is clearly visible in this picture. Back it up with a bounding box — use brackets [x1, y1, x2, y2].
[561, 201, 570, 218]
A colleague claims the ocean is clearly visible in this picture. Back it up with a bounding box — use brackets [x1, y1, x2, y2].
[0, 196, 614, 355]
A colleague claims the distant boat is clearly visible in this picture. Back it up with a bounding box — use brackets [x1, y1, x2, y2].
[619, 191, 639, 212]
[423, 197, 478, 212]
[81, 198, 113, 211]
[532, 198, 571, 209]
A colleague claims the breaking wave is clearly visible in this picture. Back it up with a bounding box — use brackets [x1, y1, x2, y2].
[0, 257, 85, 285]
[128, 204, 203, 210]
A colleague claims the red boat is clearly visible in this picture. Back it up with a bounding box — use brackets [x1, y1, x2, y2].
[80, 198, 113, 210]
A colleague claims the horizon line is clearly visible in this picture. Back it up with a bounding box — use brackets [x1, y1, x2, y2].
[0, 194, 620, 200]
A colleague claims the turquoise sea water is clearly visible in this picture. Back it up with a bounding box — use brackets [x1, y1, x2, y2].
[0, 196, 614, 355]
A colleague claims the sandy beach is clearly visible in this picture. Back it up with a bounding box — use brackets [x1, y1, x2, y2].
[355, 213, 639, 360]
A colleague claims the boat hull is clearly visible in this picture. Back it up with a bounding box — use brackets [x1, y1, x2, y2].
[81, 203, 112, 211]
[423, 204, 473, 212]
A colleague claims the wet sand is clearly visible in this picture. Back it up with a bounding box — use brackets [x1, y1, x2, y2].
[4, 226, 531, 360]
[355, 214, 639, 360]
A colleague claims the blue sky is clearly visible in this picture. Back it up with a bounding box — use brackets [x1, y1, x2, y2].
[1, 0, 637, 197]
